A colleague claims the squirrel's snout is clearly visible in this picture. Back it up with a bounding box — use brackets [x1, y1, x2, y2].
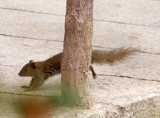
[18, 71, 22, 76]
[18, 72, 21, 76]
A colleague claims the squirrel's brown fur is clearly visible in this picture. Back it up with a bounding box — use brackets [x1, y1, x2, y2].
[91, 48, 135, 64]
[18, 48, 136, 91]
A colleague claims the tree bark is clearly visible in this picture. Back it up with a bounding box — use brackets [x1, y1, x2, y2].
[61, 0, 93, 107]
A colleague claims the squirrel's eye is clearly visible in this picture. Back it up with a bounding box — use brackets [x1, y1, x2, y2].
[25, 68, 29, 71]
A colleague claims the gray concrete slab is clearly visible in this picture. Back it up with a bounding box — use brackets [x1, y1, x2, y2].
[0, 9, 65, 41]
[0, 9, 160, 54]
[93, 21, 160, 53]
[0, 0, 66, 16]
[0, 36, 63, 66]
[1, 68, 160, 117]
[0, 0, 160, 27]
[94, 52, 160, 81]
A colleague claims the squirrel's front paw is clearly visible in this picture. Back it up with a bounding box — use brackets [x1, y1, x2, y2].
[24, 88, 34, 92]
[24, 87, 38, 92]
[21, 85, 29, 88]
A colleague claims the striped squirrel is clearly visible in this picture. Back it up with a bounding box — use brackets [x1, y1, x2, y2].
[18, 48, 136, 91]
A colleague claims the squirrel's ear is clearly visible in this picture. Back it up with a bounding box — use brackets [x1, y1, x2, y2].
[30, 62, 36, 69]
[29, 60, 33, 63]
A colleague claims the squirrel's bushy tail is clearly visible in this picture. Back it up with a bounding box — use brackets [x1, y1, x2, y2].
[91, 48, 136, 64]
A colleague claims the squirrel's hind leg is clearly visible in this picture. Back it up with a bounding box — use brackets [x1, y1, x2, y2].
[90, 65, 97, 79]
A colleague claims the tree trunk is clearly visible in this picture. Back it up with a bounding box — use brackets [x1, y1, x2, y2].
[61, 0, 93, 107]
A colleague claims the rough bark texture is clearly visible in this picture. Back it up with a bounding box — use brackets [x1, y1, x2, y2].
[61, 0, 93, 107]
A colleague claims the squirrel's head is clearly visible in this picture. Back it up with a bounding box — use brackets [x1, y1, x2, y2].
[18, 60, 37, 77]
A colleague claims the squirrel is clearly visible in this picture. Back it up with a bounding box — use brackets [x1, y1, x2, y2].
[18, 48, 136, 91]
